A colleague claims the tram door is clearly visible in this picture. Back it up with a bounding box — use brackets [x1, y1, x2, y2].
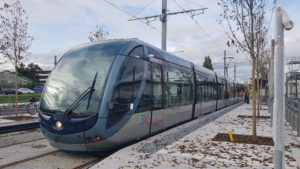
[150, 62, 164, 134]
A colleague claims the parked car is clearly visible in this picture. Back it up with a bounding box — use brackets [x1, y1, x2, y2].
[18, 88, 34, 94]
[1, 88, 21, 95]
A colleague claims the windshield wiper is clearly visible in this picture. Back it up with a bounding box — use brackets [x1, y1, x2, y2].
[86, 71, 98, 110]
[64, 71, 98, 116]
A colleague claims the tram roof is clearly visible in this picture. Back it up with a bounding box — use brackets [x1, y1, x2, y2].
[80, 38, 227, 80]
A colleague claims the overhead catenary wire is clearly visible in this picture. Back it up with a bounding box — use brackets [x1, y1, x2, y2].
[102, 0, 160, 33]
[266, 0, 278, 32]
[184, 0, 205, 8]
[172, 0, 233, 55]
[102, 0, 191, 52]
[129, 0, 155, 20]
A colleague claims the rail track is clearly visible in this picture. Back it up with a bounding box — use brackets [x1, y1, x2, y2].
[0, 129, 110, 169]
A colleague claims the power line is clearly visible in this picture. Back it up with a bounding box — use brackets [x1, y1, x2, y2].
[266, 0, 278, 32]
[129, 0, 155, 20]
[102, 0, 190, 51]
[102, 0, 160, 34]
[184, 0, 205, 8]
[175, 0, 242, 58]
[172, 0, 224, 51]
[128, 0, 207, 52]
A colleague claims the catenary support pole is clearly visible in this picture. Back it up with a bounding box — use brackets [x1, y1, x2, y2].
[161, 0, 167, 51]
[128, 2, 206, 51]
[224, 50, 226, 77]
[274, 6, 293, 169]
[234, 63, 236, 81]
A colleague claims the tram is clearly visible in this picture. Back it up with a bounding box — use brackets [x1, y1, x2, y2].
[39, 38, 244, 151]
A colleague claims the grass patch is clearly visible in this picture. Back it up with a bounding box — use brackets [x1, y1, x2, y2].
[0, 94, 41, 103]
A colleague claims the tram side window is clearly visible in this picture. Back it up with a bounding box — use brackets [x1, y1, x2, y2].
[152, 63, 163, 110]
[129, 46, 144, 58]
[217, 78, 224, 100]
[180, 69, 193, 106]
[219, 79, 225, 100]
[164, 66, 180, 107]
[211, 77, 217, 100]
[206, 76, 211, 101]
[228, 82, 234, 99]
[110, 56, 144, 113]
[224, 81, 229, 99]
[200, 74, 209, 102]
[196, 72, 203, 103]
[147, 46, 163, 59]
[200, 74, 216, 102]
[136, 63, 152, 112]
[164, 64, 193, 107]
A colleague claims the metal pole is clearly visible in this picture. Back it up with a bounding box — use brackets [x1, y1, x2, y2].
[270, 39, 275, 126]
[161, 0, 167, 51]
[234, 63, 236, 81]
[274, 6, 293, 169]
[224, 50, 226, 77]
[296, 74, 298, 98]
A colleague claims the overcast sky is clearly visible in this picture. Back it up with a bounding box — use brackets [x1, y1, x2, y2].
[0, 0, 299, 82]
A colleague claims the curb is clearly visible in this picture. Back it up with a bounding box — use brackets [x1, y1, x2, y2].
[0, 120, 40, 134]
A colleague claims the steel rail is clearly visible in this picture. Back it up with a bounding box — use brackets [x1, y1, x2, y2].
[0, 150, 61, 169]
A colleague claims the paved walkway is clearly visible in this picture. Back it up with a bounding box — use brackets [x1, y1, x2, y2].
[92, 103, 300, 169]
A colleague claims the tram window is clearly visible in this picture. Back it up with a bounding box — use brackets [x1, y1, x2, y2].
[152, 63, 163, 110]
[198, 74, 208, 102]
[110, 57, 144, 114]
[227, 82, 233, 99]
[147, 46, 163, 59]
[209, 77, 213, 101]
[196, 72, 203, 103]
[221, 80, 225, 99]
[164, 64, 193, 107]
[209, 77, 217, 100]
[180, 69, 193, 106]
[164, 66, 180, 107]
[213, 79, 217, 100]
[217, 78, 225, 100]
[137, 63, 152, 112]
[129, 46, 144, 58]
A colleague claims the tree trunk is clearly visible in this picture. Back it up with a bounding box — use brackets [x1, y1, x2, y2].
[14, 66, 19, 116]
[257, 74, 260, 116]
[251, 59, 257, 140]
[260, 79, 263, 110]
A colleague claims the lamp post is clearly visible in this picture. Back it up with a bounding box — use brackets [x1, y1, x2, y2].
[273, 6, 293, 169]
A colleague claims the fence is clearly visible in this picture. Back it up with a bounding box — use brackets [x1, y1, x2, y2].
[285, 99, 300, 137]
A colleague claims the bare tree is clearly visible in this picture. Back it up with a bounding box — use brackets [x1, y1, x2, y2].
[256, 31, 270, 116]
[218, 0, 269, 140]
[0, 1, 34, 114]
[88, 25, 109, 42]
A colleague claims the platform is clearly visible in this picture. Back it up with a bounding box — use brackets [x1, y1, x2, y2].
[92, 103, 300, 169]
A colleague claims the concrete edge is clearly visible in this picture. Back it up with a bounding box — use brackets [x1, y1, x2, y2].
[0, 120, 40, 134]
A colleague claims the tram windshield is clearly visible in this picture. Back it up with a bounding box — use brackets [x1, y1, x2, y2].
[40, 42, 124, 116]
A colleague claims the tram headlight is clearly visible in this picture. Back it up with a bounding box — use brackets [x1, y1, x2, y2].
[55, 121, 63, 129]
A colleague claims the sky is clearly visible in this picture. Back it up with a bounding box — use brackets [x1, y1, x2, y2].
[0, 0, 299, 82]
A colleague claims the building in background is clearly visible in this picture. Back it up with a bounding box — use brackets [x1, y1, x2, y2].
[0, 70, 33, 88]
[37, 70, 51, 85]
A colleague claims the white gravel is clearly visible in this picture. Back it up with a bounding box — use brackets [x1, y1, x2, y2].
[92, 103, 300, 169]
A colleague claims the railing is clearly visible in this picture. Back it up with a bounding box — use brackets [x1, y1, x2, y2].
[286, 99, 300, 136]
